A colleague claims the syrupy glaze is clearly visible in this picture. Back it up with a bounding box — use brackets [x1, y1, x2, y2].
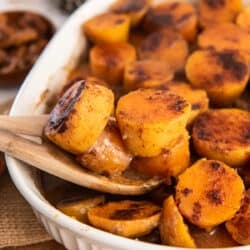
[40, 172, 238, 248]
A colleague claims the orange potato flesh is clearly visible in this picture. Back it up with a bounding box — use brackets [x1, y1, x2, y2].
[84, 13, 130, 44]
[143, 1, 198, 42]
[110, 0, 151, 27]
[192, 109, 250, 168]
[237, 6, 250, 33]
[77, 119, 132, 176]
[159, 81, 209, 125]
[45, 81, 114, 154]
[176, 159, 245, 229]
[88, 200, 161, 238]
[131, 132, 190, 183]
[185, 49, 249, 106]
[123, 60, 174, 92]
[90, 42, 136, 86]
[116, 88, 191, 157]
[198, 0, 242, 28]
[198, 23, 250, 65]
[138, 29, 189, 73]
[57, 195, 105, 222]
[160, 196, 196, 248]
[226, 189, 250, 245]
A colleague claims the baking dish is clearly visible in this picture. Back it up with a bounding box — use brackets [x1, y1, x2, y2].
[6, 0, 250, 249]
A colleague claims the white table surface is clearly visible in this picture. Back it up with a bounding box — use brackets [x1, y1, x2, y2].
[0, 0, 68, 105]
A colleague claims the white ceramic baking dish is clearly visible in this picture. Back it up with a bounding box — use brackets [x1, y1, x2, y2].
[6, 0, 250, 249]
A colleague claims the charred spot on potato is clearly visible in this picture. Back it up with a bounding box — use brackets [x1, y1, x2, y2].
[192, 103, 202, 110]
[204, 0, 225, 9]
[206, 189, 223, 205]
[211, 161, 221, 170]
[216, 51, 248, 81]
[115, 18, 125, 25]
[177, 13, 194, 24]
[181, 188, 193, 196]
[191, 202, 202, 223]
[47, 81, 85, 133]
[140, 32, 163, 52]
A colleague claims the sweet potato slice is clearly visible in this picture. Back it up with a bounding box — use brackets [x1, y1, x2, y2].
[88, 200, 161, 238]
[143, 1, 198, 42]
[226, 189, 250, 245]
[116, 88, 191, 157]
[176, 159, 245, 229]
[138, 29, 189, 73]
[198, 23, 250, 65]
[131, 132, 190, 183]
[159, 81, 209, 124]
[192, 109, 250, 167]
[198, 0, 242, 28]
[45, 80, 114, 154]
[57, 195, 105, 222]
[160, 195, 196, 248]
[186, 49, 249, 106]
[84, 13, 130, 44]
[124, 60, 174, 92]
[77, 119, 132, 176]
[90, 42, 136, 86]
[237, 6, 250, 33]
[110, 0, 151, 27]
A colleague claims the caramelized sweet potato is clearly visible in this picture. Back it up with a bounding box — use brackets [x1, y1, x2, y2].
[226, 189, 250, 245]
[159, 81, 209, 125]
[143, 1, 198, 42]
[88, 200, 161, 238]
[160, 196, 196, 248]
[186, 49, 249, 106]
[57, 195, 105, 222]
[176, 159, 245, 229]
[116, 88, 191, 157]
[45, 81, 114, 154]
[237, 6, 250, 33]
[124, 60, 174, 92]
[198, 23, 250, 65]
[138, 29, 189, 73]
[131, 132, 190, 183]
[84, 13, 130, 44]
[110, 0, 151, 27]
[90, 42, 136, 86]
[192, 109, 250, 168]
[199, 0, 242, 28]
[77, 119, 132, 176]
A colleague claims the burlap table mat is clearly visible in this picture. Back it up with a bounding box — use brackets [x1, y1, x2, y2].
[0, 99, 53, 249]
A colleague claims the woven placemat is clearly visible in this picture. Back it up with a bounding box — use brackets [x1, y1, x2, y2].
[0, 99, 52, 249]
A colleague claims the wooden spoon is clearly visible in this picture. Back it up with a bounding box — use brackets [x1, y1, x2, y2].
[0, 115, 163, 195]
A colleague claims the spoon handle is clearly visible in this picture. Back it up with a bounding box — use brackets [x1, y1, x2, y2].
[0, 115, 49, 136]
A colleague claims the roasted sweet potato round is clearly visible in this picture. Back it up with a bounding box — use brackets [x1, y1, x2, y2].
[77, 119, 132, 176]
[186, 49, 249, 106]
[192, 109, 250, 167]
[88, 200, 161, 238]
[198, 0, 242, 28]
[131, 131, 190, 183]
[143, 1, 198, 42]
[160, 195, 196, 248]
[90, 42, 136, 86]
[84, 13, 130, 44]
[138, 29, 189, 73]
[45, 80, 114, 154]
[176, 159, 245, 229]
[116, 88, 191, 157]
[124, 60, 174, 92]
[226, 189, 250, 245]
